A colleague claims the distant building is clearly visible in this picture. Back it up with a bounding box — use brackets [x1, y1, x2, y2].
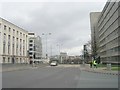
[28, 32, 42, 60]
[68, 56, 75, 60]
[60, 52, 68, 63]
[0, 18, 29, 64]
[90, 0, 120, 64]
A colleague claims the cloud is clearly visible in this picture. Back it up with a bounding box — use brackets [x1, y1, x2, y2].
[1, 1, 107, 56]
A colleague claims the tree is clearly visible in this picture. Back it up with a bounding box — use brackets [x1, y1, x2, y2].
[85, 40, 91, 54]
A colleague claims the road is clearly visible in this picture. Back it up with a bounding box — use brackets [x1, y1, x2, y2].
[2, 65, 118, 88]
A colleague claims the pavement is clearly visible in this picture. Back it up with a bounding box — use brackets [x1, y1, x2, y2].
[0, 63, 48, 72]
[80, 64, 119, 75]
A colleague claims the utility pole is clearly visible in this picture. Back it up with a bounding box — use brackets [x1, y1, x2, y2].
[42, 33, 51, 59]
[50, 45, 52, 57]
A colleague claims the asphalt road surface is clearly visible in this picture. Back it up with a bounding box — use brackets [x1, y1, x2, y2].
[2, 65, 118, 88]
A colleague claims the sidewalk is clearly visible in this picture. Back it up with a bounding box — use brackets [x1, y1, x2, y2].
[80, 64, 119, 75]
[0, 63, 48, 72]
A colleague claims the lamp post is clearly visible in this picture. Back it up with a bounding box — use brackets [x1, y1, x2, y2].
[56, 43, 63, 55]
[42, 33, 51, 59]
[56, 43, 63, 64]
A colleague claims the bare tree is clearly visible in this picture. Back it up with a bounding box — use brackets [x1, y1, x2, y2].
[85, 40, 91, 54]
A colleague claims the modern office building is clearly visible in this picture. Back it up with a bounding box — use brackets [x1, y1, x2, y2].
[0, 18, 29, 64]
[90, 12, 101, 58]
[28, 32, 42, 60]
[90, 0, 120, 64]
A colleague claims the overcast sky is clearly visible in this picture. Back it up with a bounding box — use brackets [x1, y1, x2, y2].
[1, 0, 107, 56]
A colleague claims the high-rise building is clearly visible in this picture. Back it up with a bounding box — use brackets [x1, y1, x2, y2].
[28, 32, 42, 60]
[90, 0, 120, 64]
[0, 18, 29, 64]
[90, 12, 101, 58]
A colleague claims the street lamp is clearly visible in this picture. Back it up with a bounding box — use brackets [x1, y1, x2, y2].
[56, 43, 63, 55]
[42, 33, 51, 59]
[56, 43, 63, 64]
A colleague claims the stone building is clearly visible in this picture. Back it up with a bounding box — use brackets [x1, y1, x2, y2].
[0, 18, 29, 64]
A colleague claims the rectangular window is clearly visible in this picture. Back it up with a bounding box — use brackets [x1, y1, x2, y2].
[9, 27, 11, 32]
[4, 25, 7, 30]
[20, 39, 22, 56]
[20, 58, 22, 63]
[3, 43, 5, 54]
[23, 40, 25, 56]
[29, 40, 33, 43]
[23, 34, 25, 38]
[0, 23, 1, 28]
[13, 29, 15, 35]
[3, 33, 6, 54]
[8, 35, 10, 55]
[8, 35, 10, 41]
[3, 57, 5, 63]
[3, 33, 6, 42]
[20, 32, 22, 37]
[13, 36, 15, 44]
[29, 48, 33, 51]
[29, 52, 33, 55]
[17, 31, 19, 35]
[29, 56, 33, 59]
[29, 44, 33, 47]
[8, 58, 10, 63]
[12, 45, 14, 55]
[16, 38, 18, 55]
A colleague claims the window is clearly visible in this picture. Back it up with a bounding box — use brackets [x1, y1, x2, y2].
[9, 27, 11, 32]
[8, 36, 10, 54]
[29, 56, 33, 59]
[3, 33, 6, 54]
[4, 25, 7, 30]
[13, 29, 15, 34]
[8, 35, 10, 41]
[3, 57, 5, 63]
[12, 37, 15, 55]
[8, 58, 10, 63]
[29, 52, 33, 55]
[23, 34, 25, 38]
[0, 23, 1, 28]
[29, 48, 33, 51]
[16, 38, 19, 55]
[20, 32, 22, 37]
[17, 31, 19, 35]
[13, 36, 15, 43]
[23, 40, 25, 56]
[3, 33, 6, 42]
[20, 39, 22, 55]
[29, 40, 33, 42]
[20, 58, 22, 63]
[12, 45, 14, 55]
[28, 33, 35, 35]
[29, 44, 33, 47]
[3, 43, 5, 54]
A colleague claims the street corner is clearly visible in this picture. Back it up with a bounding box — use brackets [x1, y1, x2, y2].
[82, 67, 120, 76]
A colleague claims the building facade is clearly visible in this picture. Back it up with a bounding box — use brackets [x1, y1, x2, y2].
[0, 18, 29, 64]
[28, 33, 42, 60]
[60, 52, 68, 63]
[90, 0, 120, 64]
[90, 12, 101, 57]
